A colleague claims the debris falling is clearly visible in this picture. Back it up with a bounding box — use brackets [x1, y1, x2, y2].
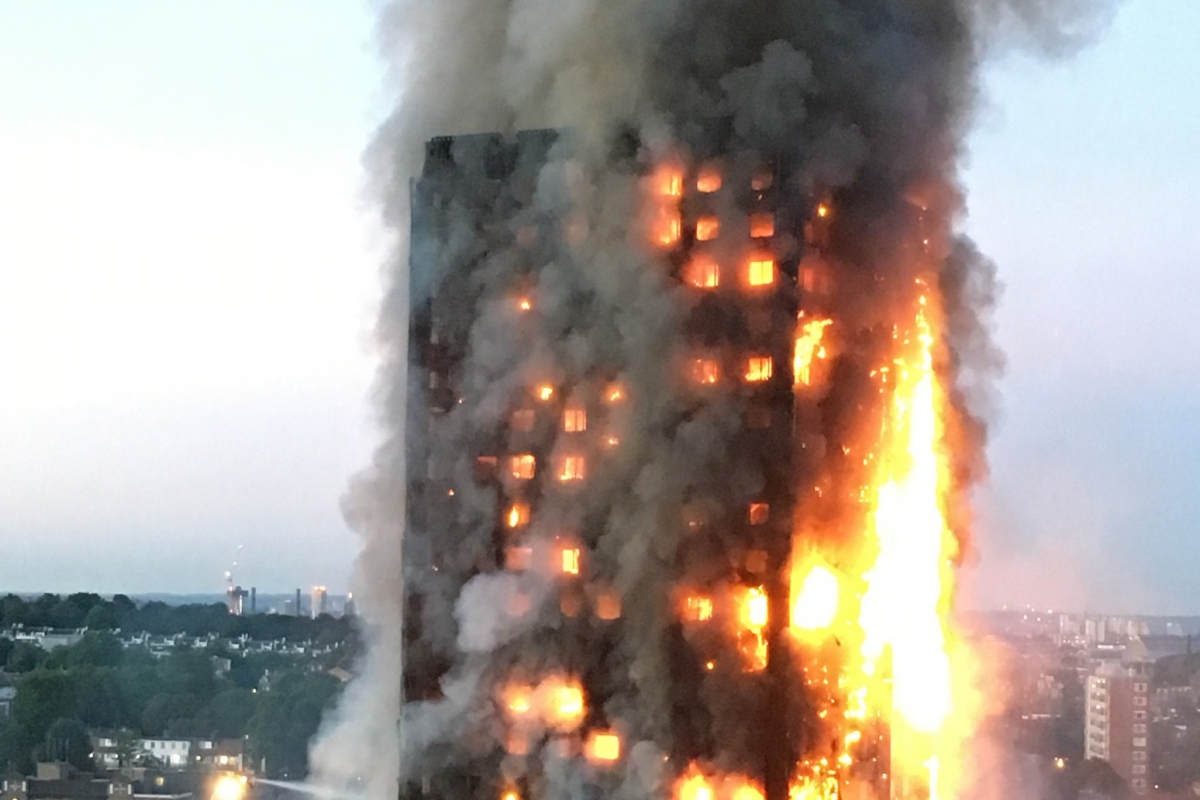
[308, 1, 1116, 799]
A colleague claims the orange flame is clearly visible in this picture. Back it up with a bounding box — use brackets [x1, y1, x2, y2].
[793, 317, 832, 387]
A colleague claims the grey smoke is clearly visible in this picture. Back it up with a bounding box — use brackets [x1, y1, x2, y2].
[308, 1, 1118, 798]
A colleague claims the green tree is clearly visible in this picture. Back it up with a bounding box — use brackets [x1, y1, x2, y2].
[0, 719, 34, 774]
[12, 670, 78, 742]
[6, 641, 45, 673]
[247, 671, 341, 779]
[83, 604, 119, 632]
[66, 632, 123, 668]
[40, 718, 93, 772]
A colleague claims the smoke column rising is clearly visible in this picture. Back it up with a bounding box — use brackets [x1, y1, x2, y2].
[309, 1, 1116, 798]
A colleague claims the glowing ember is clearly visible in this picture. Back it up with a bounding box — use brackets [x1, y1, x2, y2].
[793, 317, 832, 387]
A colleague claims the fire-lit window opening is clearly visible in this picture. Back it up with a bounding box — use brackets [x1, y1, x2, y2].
[695, 216, 720, 242]
[604, 384, 624, 404]
[751, 169, 773, 191]
[559, 455, 586, 481]
[563, 408, 587, 432]
[505, 547, 532, 572]
[748, 502, 769, 525]
[691, 358, 720, 385]
[595, 592, 621, 620]
[696, 165, 722, 193]
[510, 454, 536, 480]
[560, 547, 581, 575]
[507, 502, 530, 528]
[536, 384, 555, 401]
[685, 595, 714, 622]
[656, 211, 683, 247]
[749, 213, 775, 239]
[585, 731, 622, 763]
[745, 356, 773, 382]
[684, 256, 720, 289]
[511, 409, 535, 431]
[816, 202, 831, 218]
[655, 165, 684, 197]
[747, 256, 775, 287]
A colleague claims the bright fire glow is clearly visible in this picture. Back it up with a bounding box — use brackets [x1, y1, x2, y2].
[558, 455, 586, 481]
[685, 256, 720, 288]
[501, 790, 520, 800]
[691, 358, 720, 385]
[747, 255, 775, 287]
[696, 216, 720, 241]
[745, 356, 773, 382]
[585, 731, 622, 763]
[790, 562, 839, 632]
[546, 681, 585, 730]
[737, 586, 769, 671]
[537, 384, 554, 401]
[750, 213, 775, 238]
[506, 503, 528, 528]
[793, 317, 832, 387]
[674, 770, 715, 800]
[697, 166, 722, 193]
[510, 454, 535, 480]
[563, 408, 587, 432]
[211, 776, 247, 800]
[685, 595, 714, 622]
[560, 547, 581, 575]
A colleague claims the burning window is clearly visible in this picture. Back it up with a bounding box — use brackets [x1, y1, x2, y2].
[510, 454, 536, 480]
[535, 384, 555, 402]
[695, 216, 720, 241]
[503, 685, 534, 718]
[585, 731, 621, 763]
[690, 358, 720, 385]
[684, 595, 714, 622]
[748, 502, 769, 525]
[563, 408, 587, 432]
[655, 210, 683, 247]
[595, 592, 621, 620]
[604, 383, 625, 404]
[546, 682, 586, 730]
[559, 455, 586, 481]
[506, 502, 530, 528]
[751, 168, 773, 191]
[696, 165, 722, 193]
[560, 547, 581, 575]
[683, 256, 720, 289]
[516, 296, 533, 312]
[505, 547, 532, 572]
[745, 356, 773, 382]
[511, 409, 535, 431]
[747, 255, 775, 287]
[749, 213, 775, 239]
[816, 202, 831, 219]
[654, 165, 684, 197]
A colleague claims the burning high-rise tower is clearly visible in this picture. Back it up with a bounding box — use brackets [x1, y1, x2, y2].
[304, 2, 1111, 799]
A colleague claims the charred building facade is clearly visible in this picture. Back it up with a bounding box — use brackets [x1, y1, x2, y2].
[400, 128, 900, 800]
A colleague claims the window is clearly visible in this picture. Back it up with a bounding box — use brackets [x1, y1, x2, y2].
[749, 213, 775, 239]
[1134, 682, 1147, 693]
[559, 455, 586, 481]
[595, 593, 621, 620]
[512, 409, 536, 432]
[1132, 766, 1146, 775]
[506, 502, 530, 528]
[535, 384, 555, 401]
[505, 544, 532, 571]
[751, 169, 773, 191]
[655, 211, 682, 247]
[747, 255, 775, 287]
[1133, 696, 1147, 706]
[560, 548, 581, 575]
[1133, 737, 1146, 747]
[1134, 710, 1147, 720]
[748, 503, 770, 525]
[1133, 779, 1146, 789]
[745, 356, 773, 382]
[696, 165, 721, 193]
[1133, 724, 1147, 734]
[685, 596, 714, 621]
[684, 256, 720, 289]
[696, 216, 720, 241]
[510, 454, 536, 480]
[563, 408, 587, 432]
[1133, 751, 1146, 762]
[691, 358, 720, 385]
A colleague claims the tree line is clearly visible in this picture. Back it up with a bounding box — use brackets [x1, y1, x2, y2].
[1, 592, 351, 641]
[0, 605, 356, 779]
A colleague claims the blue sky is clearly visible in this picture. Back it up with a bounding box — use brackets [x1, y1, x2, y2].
[0, 2, 1196, 612]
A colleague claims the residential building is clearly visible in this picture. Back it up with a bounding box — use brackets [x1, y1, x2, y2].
[1085, 653, 1153, 795]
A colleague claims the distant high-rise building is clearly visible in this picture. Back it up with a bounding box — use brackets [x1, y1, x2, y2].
[1085, 655, 1153, 795]
[225, 585, 248, 616]
[249, 587, 257, 615]
[295, 588, 302, 617]
[342, 593, 356, 618]
[312, 586, 328, 619]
